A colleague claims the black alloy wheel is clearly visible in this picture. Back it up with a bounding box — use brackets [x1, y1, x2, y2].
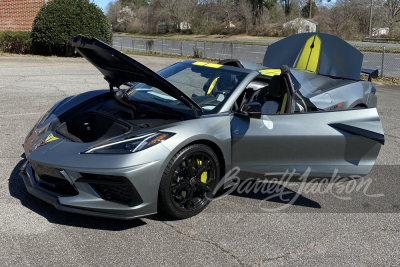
[158, 144, 220, 218]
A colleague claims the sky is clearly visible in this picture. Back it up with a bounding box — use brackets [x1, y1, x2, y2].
[92, 0, 111, 12]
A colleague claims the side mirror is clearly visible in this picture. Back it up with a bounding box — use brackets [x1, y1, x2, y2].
[235, 102, 262, 119]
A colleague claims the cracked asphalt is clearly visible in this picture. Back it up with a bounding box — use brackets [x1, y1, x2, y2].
[1, 55, 399, 266]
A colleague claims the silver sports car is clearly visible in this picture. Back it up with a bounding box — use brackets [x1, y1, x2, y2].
[20, 34, 384, 219]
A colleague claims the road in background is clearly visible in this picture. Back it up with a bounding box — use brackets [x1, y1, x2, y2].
[113, 36, 400, 78]
[1, 55, 400, 266]
[191, 36, 400, 48]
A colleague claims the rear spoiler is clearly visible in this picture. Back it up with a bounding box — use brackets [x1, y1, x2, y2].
[361, 68, 379, 81]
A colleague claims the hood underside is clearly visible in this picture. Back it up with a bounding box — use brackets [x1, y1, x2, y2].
[70, 36, 202, 112]
[262, 33, 363, 80]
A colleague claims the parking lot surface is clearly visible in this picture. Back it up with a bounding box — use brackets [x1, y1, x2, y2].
[0, 55, 399, 266]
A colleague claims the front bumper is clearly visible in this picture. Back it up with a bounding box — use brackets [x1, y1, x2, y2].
[20, 161, 159, 220]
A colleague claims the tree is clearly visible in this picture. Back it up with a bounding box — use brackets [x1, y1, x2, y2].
[264, 0, 278, 13]
[121, 0, 149, 7]
[384, 0, 400, 33]
[281, 0, 291, 15]
[302, 1, 318, 18]
[106, 0, 122, 28]
[31, 0, 112, 55]
[236, 0, 253, 33]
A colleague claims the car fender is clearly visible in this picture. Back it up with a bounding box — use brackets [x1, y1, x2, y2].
[158, 114, 232, 177]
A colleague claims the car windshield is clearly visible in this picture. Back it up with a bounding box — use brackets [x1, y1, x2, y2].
[126, 61, 249, 114]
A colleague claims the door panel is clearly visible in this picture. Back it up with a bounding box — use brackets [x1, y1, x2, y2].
[230, 108, 383, 179]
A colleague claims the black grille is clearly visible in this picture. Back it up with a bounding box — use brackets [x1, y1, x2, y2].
[90, 183, 132, 205]
[77, 174, 142, 206]
[29, 162, 78, 196]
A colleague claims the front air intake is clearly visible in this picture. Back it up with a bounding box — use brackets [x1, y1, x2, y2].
[76, 174, 143, 206]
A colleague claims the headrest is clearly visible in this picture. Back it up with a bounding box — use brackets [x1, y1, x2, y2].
[246, 81, 267, 91]
[268, 75, 282, 97]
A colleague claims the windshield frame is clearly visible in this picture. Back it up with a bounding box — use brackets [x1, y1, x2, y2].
[126, 60, 253, 115]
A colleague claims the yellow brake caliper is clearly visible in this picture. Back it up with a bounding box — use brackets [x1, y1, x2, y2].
[196, 159, 208, 183]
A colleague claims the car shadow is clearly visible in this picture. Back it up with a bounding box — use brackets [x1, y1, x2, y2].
[8, 156, 146, 231]
[219, 180, 322, 209]
[9, 156, 320, 226]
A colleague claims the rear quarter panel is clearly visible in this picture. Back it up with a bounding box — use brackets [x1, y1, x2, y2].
[308, 81, 373, 110]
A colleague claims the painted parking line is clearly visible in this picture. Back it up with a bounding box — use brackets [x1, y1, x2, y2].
[216, 53, 231, 56]
[250, 52, 265, 54]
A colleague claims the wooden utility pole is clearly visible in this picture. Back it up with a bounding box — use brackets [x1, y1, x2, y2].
[369, 0, 373, 37]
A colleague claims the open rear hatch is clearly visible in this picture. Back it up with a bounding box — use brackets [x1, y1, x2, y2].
[262, 33, 363, 80]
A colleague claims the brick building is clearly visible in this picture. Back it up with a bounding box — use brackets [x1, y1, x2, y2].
[0, 0, 51, 32]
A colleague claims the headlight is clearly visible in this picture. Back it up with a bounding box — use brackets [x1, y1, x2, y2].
[83, 132, 175, 154]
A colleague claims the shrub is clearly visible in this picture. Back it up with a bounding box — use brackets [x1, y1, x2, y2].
[193, 44, 202, 58]
[31, 0, 112, 56]
[0, 31, 32, 54]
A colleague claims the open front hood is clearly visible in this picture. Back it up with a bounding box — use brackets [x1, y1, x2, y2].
[262, 33, 363, 80]
[71, 36, 202, 112]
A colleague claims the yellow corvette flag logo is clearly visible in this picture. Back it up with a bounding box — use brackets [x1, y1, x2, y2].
[37, 134, 59, 148]
[44, 134, 59, 143]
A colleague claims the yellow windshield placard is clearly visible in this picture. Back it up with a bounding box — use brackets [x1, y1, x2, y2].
[295, 34, 321, 73]
[192, 62, 223, 68]
[259, 69, 281, 77]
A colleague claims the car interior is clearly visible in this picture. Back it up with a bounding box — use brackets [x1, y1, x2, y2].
[231, 74, 291, 115]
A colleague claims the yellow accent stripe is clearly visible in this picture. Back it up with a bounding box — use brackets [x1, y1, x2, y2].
[192, 61, 222, 68]
[295, 34, 321, 73]
[196, 159, 208, 183]
[259, 69, 281, 77]
[277, 93, 287, 114]
[207, 77, 219, 95]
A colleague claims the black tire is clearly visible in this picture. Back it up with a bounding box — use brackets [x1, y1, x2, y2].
[158, 144, 220, 219]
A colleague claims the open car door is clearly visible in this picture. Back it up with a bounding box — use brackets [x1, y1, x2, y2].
[230, 107, 384, 179]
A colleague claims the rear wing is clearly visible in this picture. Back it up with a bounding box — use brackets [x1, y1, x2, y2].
[361, 68, 379, 81]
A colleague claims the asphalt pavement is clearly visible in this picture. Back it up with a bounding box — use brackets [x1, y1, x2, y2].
[0, 55, 400, 266]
